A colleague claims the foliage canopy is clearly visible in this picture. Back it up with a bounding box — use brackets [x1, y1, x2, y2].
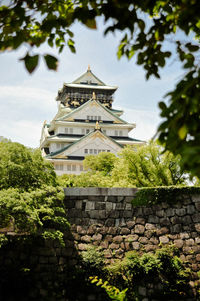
[0, 141, 68, 246]
[58, 142, 186, 188]
[1, 0, 200, 175]
[0, 140, 56, 191]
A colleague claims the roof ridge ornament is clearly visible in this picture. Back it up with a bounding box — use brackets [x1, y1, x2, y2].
[95, 121, 101, 130]
[87, 64, 91, 72]
[92, 91, 96, 100]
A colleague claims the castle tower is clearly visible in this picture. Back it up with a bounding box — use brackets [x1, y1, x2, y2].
[40, 67, 144, 175]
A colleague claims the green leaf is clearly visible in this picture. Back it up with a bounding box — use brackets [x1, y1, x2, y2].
[44, 55, 58, 71]
[178, 125, 188, 140]
[20, 53, 39, 74]
[84, 18, 97, 29]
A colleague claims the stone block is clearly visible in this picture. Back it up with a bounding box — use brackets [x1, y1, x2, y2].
[89, 210, 100, 219]
[134, 224, 145, 234]
[156, 227, 169, 236]
[192, 213, 200, 223]
[125, 234, 139, 242]
[113, 236, 123, 243]
[166, 208, 175, 217]
[120, 228, 131, 235]
[144, 230, 154, 238]
[81, 235, 91, 243]
[109, 243, 119, 249]
[105, 218, 115, 227]
[134, 207, 143, 216]
[160, 217, 170, 226]
[156, 210, 164, 217]
[174, 239, 184, 248]
[195, 223, 200, 232]
[135, 218, 145, 225]
[78, 243, 88, 251]
[145, 223, 157, 230]
[108, 227, 118, 235]
[195, 237, 200, 244]
[125, 203, 132, 210]
[100, 241, 109, 249]
[182, 215, 192, 225]
[109, 210, 120, 218]
[186, 205, 196, 215]
[192, 195, 200, 202]
[143, 208, 153, 215]
[139, 237, 148, 244]
[149, 237, 159, 245]
[195, 202, 200, 211]
[123, 210, 133, 218]
[85, 201, 95, 211]
[105, 235, 113, 242]
[171, 224, 182, 233]
[170, 216, 182, 224]
[180, 232, 190, 239]
[95, 202, 106, 210]
[115, 203, 125, 210]
[185, 238, 195, 246]
[98, 226, 108, 235]
[175, 208, 186, 216]
[126, 221, 136, 229]
[159, 236, 169, 244]
[92, 234, 102, 241]
[196, 254, 200, 262]
[75, 200, 82, 209]
[106, 202, 113, 211]
[144, 245, 157, 252]
[115, 248, 124, 258]
[182, 246, 193, 254]
[132, 242, 140, 250]
[77, 226, 87, 235]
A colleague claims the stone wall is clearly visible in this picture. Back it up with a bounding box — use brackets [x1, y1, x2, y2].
[64, 187, 200, 273]
[1, 187, 200, 301]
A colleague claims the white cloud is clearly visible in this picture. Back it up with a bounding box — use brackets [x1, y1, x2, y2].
[122, 107, 161, 141]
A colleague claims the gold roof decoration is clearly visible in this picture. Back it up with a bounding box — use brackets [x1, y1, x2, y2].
[92, 91, 96, 100]
[95, 121, 101, 130]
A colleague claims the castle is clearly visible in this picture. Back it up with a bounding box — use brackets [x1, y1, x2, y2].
[40, 67, 144, 175]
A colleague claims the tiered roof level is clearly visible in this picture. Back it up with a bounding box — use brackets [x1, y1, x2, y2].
[40, 67, 144, 175]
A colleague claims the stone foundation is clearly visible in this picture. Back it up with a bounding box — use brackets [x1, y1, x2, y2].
[64, 188, 200, 274]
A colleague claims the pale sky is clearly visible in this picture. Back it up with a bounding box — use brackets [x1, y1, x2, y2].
[0, 19, 183, 148]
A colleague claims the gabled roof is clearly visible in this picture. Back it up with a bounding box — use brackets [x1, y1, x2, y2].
[72, 66, 105, 86]
[56, 98, 128, 124]
[46, 129, 123, 159]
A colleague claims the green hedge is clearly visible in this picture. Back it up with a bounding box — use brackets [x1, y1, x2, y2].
[133, 186, 200, 206]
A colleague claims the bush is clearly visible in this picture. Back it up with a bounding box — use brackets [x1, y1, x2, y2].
[133, 186, 200, 206]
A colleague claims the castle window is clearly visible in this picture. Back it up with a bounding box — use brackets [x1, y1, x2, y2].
[70, 128, 73, 134]
[84, 149, 88, 154]
[55, 164, 63, 170]
[98, 116, 101, 120]
[86, 129, 90, 134]
[80, 165, 83, 171]
[67, 165, 71, 171]
[64, 128, 68, 133]
[115, 130, 118, 136]
[89, 149, 93, 154]
[94, 149, 97, 154]
[119, 130, 123, 136]
[72, 165, 76, 171]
